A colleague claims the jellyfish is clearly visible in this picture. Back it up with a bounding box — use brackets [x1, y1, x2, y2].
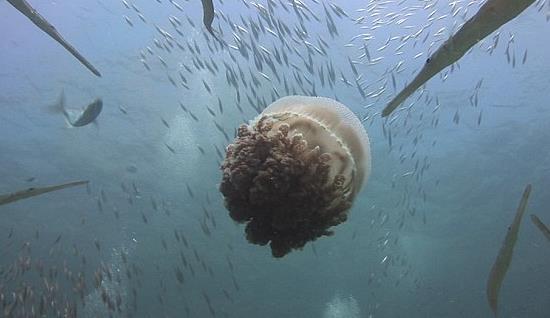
[220, 96, 371, 257]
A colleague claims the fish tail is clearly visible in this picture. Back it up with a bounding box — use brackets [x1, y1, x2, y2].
[48, 90, 71, 124]
[208, 27, 222, 44]
[59, 90, 70, 120]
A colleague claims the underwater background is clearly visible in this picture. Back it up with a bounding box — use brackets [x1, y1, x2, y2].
[1, 0, 549, 317]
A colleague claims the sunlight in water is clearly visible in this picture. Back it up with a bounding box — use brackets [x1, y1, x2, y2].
[323, 293, 360, 318]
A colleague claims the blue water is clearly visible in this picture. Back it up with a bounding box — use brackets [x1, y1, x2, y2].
[1, 0, 549, 317]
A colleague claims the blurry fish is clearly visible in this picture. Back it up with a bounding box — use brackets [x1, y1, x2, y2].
[0, 180, 88, 206]
[123, 15, 133, 27]
[197, 145, 206, 155]
[161, 117, 170, 128]
[186, 184, 194, 198]
[170, 0, 183, 12]
[6, 0, 101, 77]
[382, 0, 536, 117]
[119, 105, 128, 114]
[175, 266, 185, 284]
[522, 49, 528, 64]
[141, 212, 148, 224]
[137, 13, 147, 23]
[165, 143, 176, 154]
[51, 92, 103, 127]
[486, 184, 531, 316]
[478, 110, 483, 126]
[94, 239, 101, 251]
[53, 234, 62, 245]
[530, 214, 550, 241]
[131, 3, 140, 13]
[141, 59, 151, 71]
[158, 55, 168, 68]
[218, 97, 224, 114]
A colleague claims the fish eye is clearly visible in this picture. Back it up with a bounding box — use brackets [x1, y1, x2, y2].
[426, 58, 431, 64]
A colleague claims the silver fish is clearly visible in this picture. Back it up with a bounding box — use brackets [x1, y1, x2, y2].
[0, 180, 88, 206]
[53, 92, 103, 127]
[382, 0, 536, 117]
[6, 0, 101, 77]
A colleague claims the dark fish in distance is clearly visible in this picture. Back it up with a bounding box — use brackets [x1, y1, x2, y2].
[0, 180, 89, 206]
[382, 0, 536, 117]
[486, 184, 531, 317]
[530, 214, 550, 242]
[6, 0, 101, 77]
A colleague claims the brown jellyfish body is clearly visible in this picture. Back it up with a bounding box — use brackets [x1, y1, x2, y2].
[220, 96, 371, 257]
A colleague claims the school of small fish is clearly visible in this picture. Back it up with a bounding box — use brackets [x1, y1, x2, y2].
[1, 0, 549, 317]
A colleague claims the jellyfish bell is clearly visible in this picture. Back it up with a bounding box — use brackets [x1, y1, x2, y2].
[220, 96, 371, 257]
[261, 96, 371, 194]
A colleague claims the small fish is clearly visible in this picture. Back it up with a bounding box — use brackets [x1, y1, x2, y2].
[141, 59, 151, 71]
[94, 239, 101, 251]
[202, 80, 212, 94]
[0, 180, 88, 206]
[530, 214, 550, 241]
[161, 117, 170, 128]
[51, 92, 103, 127]
[486, 184, 532, 316]
[175, 267, 185, 284]
[151, 197, 158, 211]
[53, 234, 62, 245]
[188, 111, 199, 122]
[170, 0, 183, 12]
[165, 143, 176, 154]
[222, 288, 234, 303]
[186, 184, 194, 198]
[119, 105, 128, 114]
[141, 212, 148, 224]
[206, 105, 216, 117]
[158, 56, 167, 68]
[218, 98, 224, 114]
[6, 0, 101, 76]
[137, 13, 147, 23]
[131, 3, 141, 13]
[197, 145, 205, 155]
[123, 15, 133, 27]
